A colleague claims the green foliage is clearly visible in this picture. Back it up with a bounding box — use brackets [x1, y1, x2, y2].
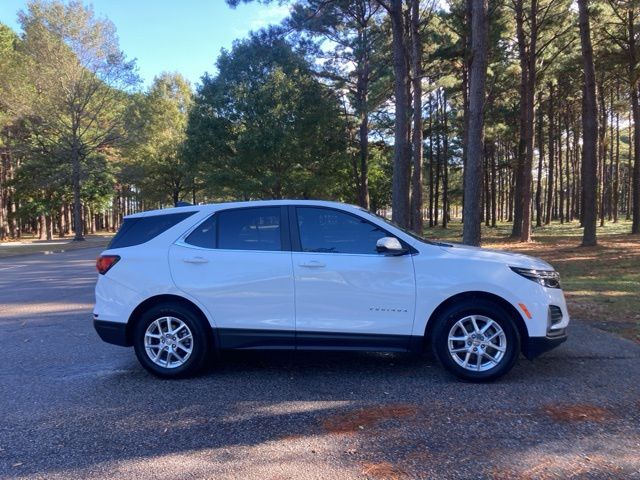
[124, 73, 194, 205]
[186, 29, 348, 200]
[9, 0, 138, 237]
[367, 143, 393, 211]
[1, 0, 638, 242]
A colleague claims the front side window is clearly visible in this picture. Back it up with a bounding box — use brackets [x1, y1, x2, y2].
[218, 207, 281, 251]
[296, 207, 388, 254]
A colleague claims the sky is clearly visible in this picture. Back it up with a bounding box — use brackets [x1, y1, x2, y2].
[0, 0, 290, 88]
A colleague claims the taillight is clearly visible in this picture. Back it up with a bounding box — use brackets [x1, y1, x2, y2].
[96, 255, 120, 275]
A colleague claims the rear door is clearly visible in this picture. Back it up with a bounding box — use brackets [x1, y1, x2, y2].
[291, 206, 416, 351]
[169, 206, 295, 349]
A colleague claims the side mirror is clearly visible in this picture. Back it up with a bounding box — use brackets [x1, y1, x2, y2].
[376, 237, 408, 256]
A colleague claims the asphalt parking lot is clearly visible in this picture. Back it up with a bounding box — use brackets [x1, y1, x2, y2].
[1, 247, 639, 479]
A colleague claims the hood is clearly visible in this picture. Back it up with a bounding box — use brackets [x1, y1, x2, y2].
[438, 242, 554, 270]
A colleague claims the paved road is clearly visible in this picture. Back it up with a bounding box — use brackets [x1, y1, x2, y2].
[1, 248, 639, 479]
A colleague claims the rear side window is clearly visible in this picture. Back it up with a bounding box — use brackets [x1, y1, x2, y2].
[109, 212, 196, 249]
[218, 207, 281, 251]
[184, 214, 217, 248]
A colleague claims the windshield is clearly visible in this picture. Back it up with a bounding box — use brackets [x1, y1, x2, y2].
[358, 208, 435, 245]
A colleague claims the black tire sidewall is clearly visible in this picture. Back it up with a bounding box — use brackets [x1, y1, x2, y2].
[133, 304, 210, 378]
[432, 299, 520, 382]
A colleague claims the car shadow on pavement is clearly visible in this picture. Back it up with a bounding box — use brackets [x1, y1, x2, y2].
[3, 323, 640, 479]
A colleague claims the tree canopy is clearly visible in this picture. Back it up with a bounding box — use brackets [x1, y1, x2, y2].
[186, 29, 348, 200]
[0, 0, 638, 248]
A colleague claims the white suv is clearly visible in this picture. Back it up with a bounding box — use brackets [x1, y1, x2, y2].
[93, 200, 569, 381]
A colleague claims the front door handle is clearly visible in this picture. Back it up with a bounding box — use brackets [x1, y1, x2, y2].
[183, 256, 209, 264]
[299, 261, 326, 268]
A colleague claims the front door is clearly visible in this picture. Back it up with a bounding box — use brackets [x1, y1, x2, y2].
[291, 206, 416, 351]
[169, 206, 295, 349]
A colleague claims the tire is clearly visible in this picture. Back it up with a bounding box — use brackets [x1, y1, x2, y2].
[133, 303, 211, 378]
[431, 298, 520, 382]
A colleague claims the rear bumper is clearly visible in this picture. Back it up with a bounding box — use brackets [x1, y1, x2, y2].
[523, 329, 567, 360]
[93, 318, 130, 347]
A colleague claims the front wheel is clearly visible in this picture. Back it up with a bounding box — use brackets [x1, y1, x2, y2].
[431, 299, 520, 382]
[133, 303, 210, 378]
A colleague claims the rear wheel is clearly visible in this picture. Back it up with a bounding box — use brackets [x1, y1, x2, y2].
[431, 299, 520, 382]
[133, 303, 210, 378]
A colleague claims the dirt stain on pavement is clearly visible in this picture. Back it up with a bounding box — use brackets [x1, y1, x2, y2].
[321, 404, 419, 435]
[489, 453, 626, 480]
[542, 404, 612, 422]
[361, 461, 408, 479]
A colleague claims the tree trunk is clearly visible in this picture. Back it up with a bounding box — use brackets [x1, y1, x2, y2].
[45, 214, 53, 241]
[490, 142, 497, 227]
[519, 0, 538, 243]
[614, 85, 620, 222]
[434, 90, 441, 226]
[535, 103, 544, 227]
[484, 142, 490, 227]
[442, 89, 450, 228]
[597, 78, 607, 227]
[578, 0, 598, 246]
[558, 112, 565, 224]
[462, 0, 488, 246]
[460, 0, 472, 220]
[38, 214, 46, 240]
[511, 0, 533, 239]
[58, 204, 65, 238]
[565, 113, 572, 221]
[356, 22, 371, 209]
[628, 111, 633, 220]
[409, 0, 423, 233]
[632, 78, 640, 233]
[546, 84, 554, 225]
[428, 92, 434, 227]
[389, 0, 411, 228]
[71, 138, 84, 241]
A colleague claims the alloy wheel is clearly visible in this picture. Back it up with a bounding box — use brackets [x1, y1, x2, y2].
[144, 316, 194, 369]
[447, 315, 507, 372]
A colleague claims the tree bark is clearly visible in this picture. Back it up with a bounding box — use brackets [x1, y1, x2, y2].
[490, 141, 497, 227]
[356, 20, 371, 209]
[578, 0, 598, 246]
[71, 137, 84, 241]
[614, 84, 620, 222]
[462, 0, 488, 246]
[511, 0, 527, 238]
[442, 89, 450, 228]
[409, 0, 423, 233]
[546, 83, 554, 225]
[631, 10, 640, 234]
[428, 91, 434, 227]
[597, 78, 607, 227]
[389, 0, 411, 227]
[535, 103, 544, 227]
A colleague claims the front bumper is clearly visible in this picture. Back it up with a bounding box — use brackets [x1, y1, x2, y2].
[523, 328, 567, 359]
[93, 318, 130, 347]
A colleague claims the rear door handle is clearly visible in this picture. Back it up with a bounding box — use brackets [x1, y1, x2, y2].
[183, 256, 209, 264]
[299, 261, 326, 268]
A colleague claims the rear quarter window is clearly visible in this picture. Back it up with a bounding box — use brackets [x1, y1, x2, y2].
[109, 212, 196, 249]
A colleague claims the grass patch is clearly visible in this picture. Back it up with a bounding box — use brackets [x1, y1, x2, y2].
[0, 232, 113, 258]
[424, 220, 640, 342]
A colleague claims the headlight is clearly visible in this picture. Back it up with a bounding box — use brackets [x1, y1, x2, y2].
[510, 266, 561, 289]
